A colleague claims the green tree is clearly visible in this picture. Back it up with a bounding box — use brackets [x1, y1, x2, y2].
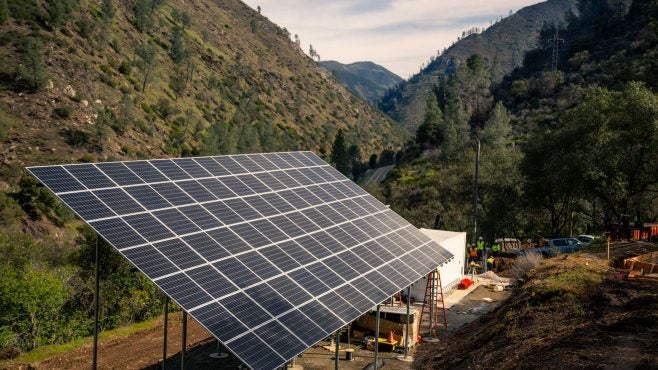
[416, 95, 445, 148]
[331, 130, 350, 175]
[0, 266, 67, 350]
[558, 83, 658, 222]
[95, 109, 114, 152]
[135, 42, 157, 92]
[169, 72, 187, 100]
[19, 38, 48, 92]
[480, 102, 512, 148]
[369, 154, 378, 169]
[180, 11, 191, 30]
[46, 0, 75, 26]
[117, 94, 135, 133]
[133, 0, 153, 32]
[101, 0, 115, 22]
[0, 0, 8, 25]
[170, 28, 187, 64]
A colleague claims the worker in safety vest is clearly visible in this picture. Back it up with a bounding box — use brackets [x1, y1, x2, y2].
[468, 244, 478, 263]
[476, 237, 485, 260]
[491, 240, 501, 256]
[486, 255, 494, 271]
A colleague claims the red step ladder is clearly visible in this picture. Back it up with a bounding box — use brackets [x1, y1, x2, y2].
[419, 269, 448, 337]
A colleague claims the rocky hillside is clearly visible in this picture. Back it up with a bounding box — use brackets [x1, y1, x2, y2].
[0, 0, 406, 173]
[319, 60, 402, 104]
[378, 0, 575, 132]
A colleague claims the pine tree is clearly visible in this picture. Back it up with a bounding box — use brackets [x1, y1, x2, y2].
[19, 38, 48, 91]
[0, 0, 9, 25]
[135, 42, 157, 92]
[481, 102, 512, 148]
[331, 130, 350, 176]
[416, 95, 444, 148]
[170, 28, 186, 64]
[102, 0, 115, 22]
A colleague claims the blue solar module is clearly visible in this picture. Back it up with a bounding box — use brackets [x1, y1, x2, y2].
[27, 151, 453, 370]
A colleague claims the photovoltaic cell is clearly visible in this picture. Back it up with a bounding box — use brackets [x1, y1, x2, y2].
[173, 158, 212, 178]
[153, 238, 206, 269]
[93, 188, 145, 215]
[27, 152, 453, 370]
[150, 160, 191, 180]
[59, 192, 116, 220]
[28, 166, 85, 193]
[150, 183, 194, 206]
[124, 161, 169, 183]
[182, 233, 230, 261]
[95, 162, 143, 186]
[194, 157, 231, 177]
[65, 165, 115, 189]
[124, 185, 172, 210]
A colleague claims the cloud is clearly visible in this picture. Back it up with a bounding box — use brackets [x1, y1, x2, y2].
[243, 0, 544, 78]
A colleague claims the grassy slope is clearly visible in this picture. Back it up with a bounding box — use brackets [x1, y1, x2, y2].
[0, 0, 405, 174]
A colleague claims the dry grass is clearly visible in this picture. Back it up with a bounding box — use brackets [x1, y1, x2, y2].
[510, 252, 544, 281]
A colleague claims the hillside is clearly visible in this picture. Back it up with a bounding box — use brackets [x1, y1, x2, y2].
[378, 0, 575, 132]
[370, 0, 658, 244]
[0, 0, 405, 171]
[0, 0, 405, 357]
[418, 252, 658, 369]
[319, 60, 403, 104]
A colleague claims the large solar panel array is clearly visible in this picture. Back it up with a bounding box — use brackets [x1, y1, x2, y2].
[28, 152, 452, 370]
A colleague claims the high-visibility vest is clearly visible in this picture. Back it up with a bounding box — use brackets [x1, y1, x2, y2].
[487, 256, 494, 264]
[469, 247, 478, 257]
[492, 243, 501, 252]
[476, 240, 484, 250]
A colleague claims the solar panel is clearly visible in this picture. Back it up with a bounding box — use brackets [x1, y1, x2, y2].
[27, 151, 453, 370]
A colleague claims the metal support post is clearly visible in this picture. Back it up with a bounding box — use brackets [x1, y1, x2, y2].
[163, 296, 169, 369]
[334, 329, 340, 370]
[405, 286, 411, 358]
[374, 305, 380, 370]
[92, 235, 100, 370]
[181, 311, 187, 370]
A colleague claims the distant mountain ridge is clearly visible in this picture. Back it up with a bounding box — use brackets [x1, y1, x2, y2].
[319, 60, 403, 104]
[378, 0, 576, 132]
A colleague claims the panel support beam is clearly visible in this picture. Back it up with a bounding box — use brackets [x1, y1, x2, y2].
[181, 311, 187, 370]
[334, 329, 340, 370]
[405, 286, 411, 358]
[163, 295, 169, 369]
[92, 235, 100, 370]
[374, 304, 380, 370]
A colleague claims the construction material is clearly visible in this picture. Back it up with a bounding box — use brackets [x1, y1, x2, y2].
[356, 309, 419, 348]
[458, 278, 473, 289]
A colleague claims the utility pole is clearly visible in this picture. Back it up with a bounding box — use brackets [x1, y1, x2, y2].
[472, 140, 480, 244]
[548, 26, 564, 72]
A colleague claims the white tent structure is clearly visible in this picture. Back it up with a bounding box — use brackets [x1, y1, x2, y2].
[408, 229, 466, 301]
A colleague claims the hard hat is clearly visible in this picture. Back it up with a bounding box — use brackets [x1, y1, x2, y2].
[478, 236, 483, 240]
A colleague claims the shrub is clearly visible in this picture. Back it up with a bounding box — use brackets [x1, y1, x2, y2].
[510, 252, 544, 281]
[118, 60, 132, 75]
[52, 106, 72, 118]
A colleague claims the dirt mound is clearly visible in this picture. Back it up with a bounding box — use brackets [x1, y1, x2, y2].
[414, 255, 658, 369]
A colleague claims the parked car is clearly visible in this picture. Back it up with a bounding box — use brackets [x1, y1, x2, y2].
[576, 235, 595, 247]
[516, 238, 583, 258]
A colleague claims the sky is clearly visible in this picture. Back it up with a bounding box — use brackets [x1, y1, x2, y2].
[242, 0, 544, 79]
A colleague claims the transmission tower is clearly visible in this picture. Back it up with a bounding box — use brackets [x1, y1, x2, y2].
[548, 27, 564, 72]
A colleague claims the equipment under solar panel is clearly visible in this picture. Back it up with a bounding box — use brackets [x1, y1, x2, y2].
[27, 151, 453, 370]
